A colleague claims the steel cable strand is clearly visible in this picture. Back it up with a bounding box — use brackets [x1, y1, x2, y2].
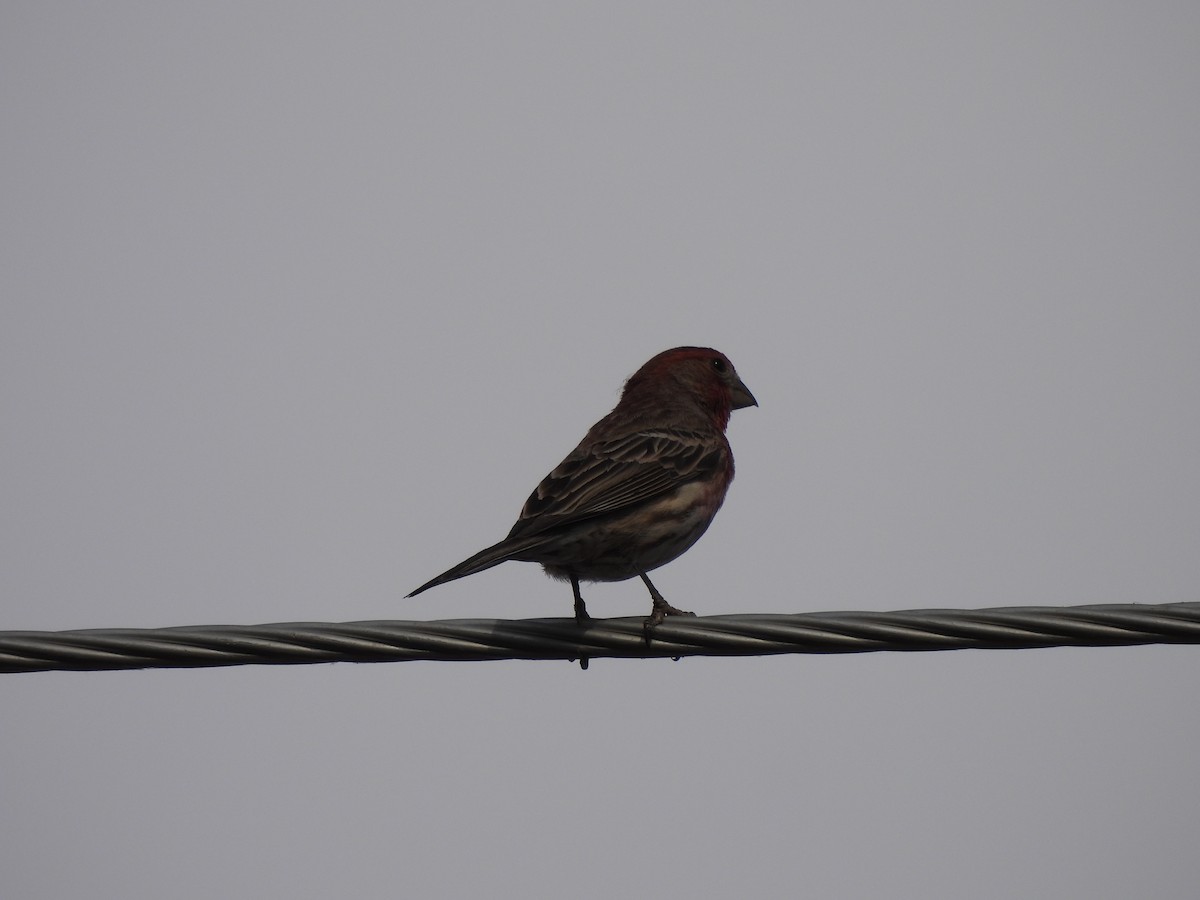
[1, 602, 1198, 673]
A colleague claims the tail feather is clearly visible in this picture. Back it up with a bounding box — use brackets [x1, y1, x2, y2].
[405, 535, 549, 598]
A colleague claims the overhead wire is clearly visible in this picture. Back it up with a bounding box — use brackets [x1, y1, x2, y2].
[2, 602, 1198, 673]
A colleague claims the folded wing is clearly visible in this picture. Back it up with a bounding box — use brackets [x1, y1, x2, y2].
[507, 428, 726, 539]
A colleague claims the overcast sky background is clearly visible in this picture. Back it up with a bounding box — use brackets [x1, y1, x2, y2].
[3, 3, 1199, 898]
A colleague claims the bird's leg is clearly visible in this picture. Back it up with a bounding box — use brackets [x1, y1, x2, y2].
[640, 573, 694, 642]
[570, 575, 592, 671]
[571, 575, 592, 623]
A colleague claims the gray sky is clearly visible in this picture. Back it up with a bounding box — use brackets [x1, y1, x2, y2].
[3, 3, 1199, 898]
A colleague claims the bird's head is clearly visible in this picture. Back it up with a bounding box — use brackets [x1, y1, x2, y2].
[623, 347, 757, 429]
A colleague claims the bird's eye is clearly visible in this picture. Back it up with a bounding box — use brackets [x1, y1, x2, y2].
[711, 358, 727, 374]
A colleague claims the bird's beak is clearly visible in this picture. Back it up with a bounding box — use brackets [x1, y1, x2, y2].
[731, 377, 758, 410]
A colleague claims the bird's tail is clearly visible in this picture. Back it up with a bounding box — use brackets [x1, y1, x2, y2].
[405, 535, 550, 598]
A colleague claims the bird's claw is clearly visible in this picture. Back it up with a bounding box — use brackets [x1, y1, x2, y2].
[642, 599, 695, 645]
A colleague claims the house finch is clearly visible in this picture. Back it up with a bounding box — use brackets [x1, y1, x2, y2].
[407, 346, 757, 633]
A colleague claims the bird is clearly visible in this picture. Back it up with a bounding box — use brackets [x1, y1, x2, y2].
[407, 346, 757, 634]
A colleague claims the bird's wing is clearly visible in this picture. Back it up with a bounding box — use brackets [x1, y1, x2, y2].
[506, 428, 726, 540]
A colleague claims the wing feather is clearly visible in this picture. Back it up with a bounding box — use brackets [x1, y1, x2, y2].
[506, 429, 726, 540]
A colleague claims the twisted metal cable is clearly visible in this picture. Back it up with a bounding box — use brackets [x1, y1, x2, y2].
[1, 602, 1198, 673]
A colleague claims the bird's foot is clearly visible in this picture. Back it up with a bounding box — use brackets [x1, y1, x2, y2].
[642, 597, 695, 644]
